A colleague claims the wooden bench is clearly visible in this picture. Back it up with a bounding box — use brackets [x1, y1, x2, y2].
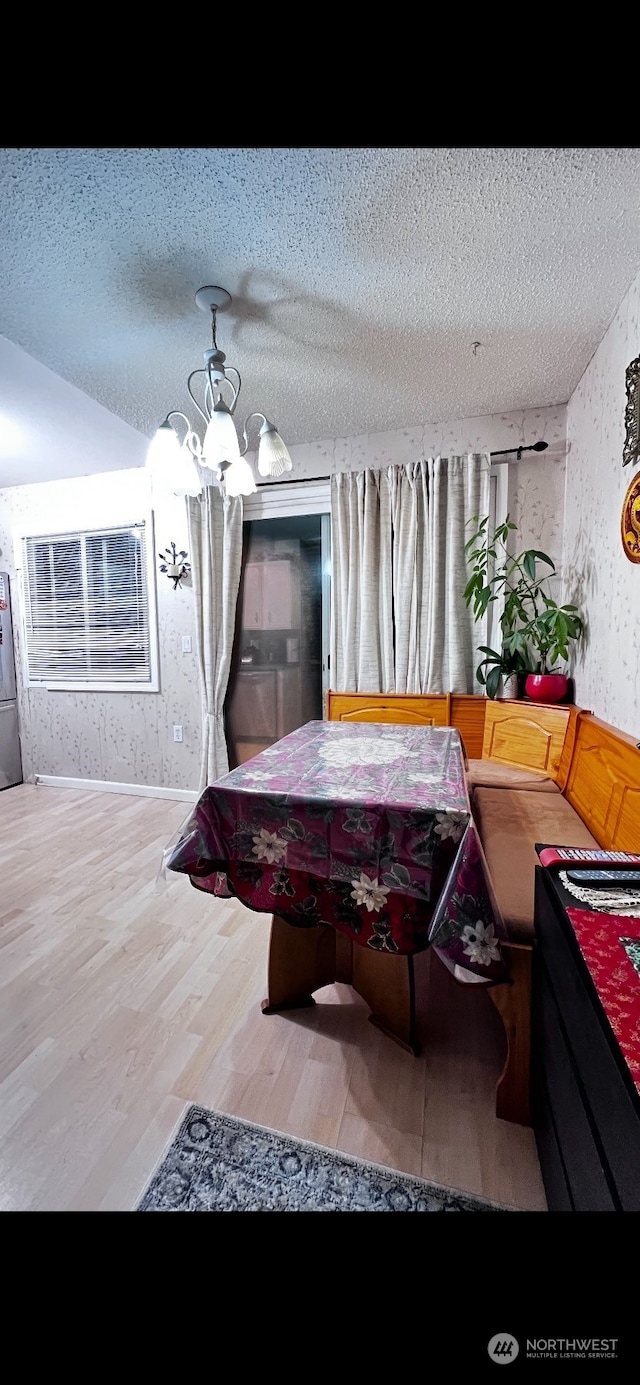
[325, 691, 640, 1127]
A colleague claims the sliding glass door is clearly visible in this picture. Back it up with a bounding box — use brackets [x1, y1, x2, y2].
[225, 510, 328, 768]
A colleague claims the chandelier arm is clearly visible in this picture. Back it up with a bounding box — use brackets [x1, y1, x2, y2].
[203, 375, 216, 418]
[166, 410, 192, 436]
[166, 412, 201, 459]
[224, 367, 242, 414]
[239, 411, 268, 455]
[187, 369, 211, 426]
[207, 360, 238, 414]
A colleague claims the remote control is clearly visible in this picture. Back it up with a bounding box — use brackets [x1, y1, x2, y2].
[564, 869, 640, 887]
[537, 845, 640, 869]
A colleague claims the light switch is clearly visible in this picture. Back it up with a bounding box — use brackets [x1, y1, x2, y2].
[181, 635, 192, 653]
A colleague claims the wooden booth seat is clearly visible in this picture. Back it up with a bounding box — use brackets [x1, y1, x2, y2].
[325, 690, 640, 1129]
[465, 761, 560, 792]
[472, 787, 599, 943]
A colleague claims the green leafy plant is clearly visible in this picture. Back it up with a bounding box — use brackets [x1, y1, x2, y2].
[463, 515, 584, 696]
[472, 643, 528, 701]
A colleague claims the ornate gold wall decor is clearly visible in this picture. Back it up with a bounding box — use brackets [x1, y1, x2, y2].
[623, 352, 640, 467]
[621, 470, 640, 563]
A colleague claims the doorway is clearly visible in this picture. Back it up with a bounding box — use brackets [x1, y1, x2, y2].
[225, 512, 327, 768]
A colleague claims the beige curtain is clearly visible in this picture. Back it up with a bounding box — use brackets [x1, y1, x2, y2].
[331, 454, 490, 695]
[330, 469, 395, 693]
[187, 488, 243, 788]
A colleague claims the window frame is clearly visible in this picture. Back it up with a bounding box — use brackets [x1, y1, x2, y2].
[243, 479, 332, 703]
[14, 513, 160, 694]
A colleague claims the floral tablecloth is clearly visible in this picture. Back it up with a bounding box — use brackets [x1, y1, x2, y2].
[165, 720, 510, 985]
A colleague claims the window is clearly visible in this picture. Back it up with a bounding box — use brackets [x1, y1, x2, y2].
[20, 521, 159, 691]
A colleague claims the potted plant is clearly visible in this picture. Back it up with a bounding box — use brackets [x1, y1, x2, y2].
[472, 643, 528, 701]
[463, 515, 584, 702]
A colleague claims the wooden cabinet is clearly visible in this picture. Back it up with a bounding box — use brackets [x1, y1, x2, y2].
[242, 560, 300, 630]
[276, 666, 301, 738]
[226, 666, 303, 746]
[226, 670, 278, 741]
[243, 564, 264, 630]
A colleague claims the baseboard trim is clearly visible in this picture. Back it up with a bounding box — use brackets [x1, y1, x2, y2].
[33, 774, 199, 803]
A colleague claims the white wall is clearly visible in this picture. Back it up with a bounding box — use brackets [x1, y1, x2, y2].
[0, 336, 149, 487]
[0, 401, 567, 790]
[563, 268, 640, 735]
[0, 469, 201, 791]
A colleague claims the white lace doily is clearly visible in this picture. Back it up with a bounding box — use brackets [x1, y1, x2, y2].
[319, 736, 408, 767]
[559, 871, 640, 917]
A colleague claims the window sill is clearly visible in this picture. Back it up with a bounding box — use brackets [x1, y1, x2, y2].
[26, 681, 160, 694]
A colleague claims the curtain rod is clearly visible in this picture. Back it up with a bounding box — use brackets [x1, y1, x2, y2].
[254, 441, 549, 488]
[490, 441, 548, 460]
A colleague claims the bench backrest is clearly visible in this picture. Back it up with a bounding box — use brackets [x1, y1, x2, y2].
[324, 690, 639, 849]
[565, 714, 640, 850]
[325, 692, 450, 726]
[325, 691, 580, 777]
[480, 702, 582, 788]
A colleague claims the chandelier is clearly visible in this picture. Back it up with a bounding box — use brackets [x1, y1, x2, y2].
[146, 285, 293, 498]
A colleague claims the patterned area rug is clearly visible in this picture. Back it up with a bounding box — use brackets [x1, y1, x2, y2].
[137, 1106, 513, 1212]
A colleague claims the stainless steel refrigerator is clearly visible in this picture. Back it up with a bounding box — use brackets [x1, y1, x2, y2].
[0, 573, 23, 790]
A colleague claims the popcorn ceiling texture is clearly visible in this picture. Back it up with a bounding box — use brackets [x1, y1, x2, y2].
[0, 148, 639, 448]
[563, 266, 640, 736]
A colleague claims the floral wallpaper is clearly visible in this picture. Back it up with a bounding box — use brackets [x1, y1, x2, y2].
[0, 468, 202, 792]
[563, 267, 640, 736]
[0, 402, 567, 792]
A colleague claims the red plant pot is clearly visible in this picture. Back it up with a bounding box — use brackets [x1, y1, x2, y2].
[525, 673, 568, 703]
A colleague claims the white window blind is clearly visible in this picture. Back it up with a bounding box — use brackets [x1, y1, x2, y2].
[21, 522, 154, 687]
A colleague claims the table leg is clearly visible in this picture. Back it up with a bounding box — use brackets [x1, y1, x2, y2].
[261, 913, 420, 1055]
[261, 914, 337, 1014]
[488, 942, 532, 1126]
[351, 945, 419, 1055]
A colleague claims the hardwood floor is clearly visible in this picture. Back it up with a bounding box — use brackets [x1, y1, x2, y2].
[0, 784, 547, 1211]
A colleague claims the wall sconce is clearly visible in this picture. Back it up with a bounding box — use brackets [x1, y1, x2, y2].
[159, 542, 191, 589]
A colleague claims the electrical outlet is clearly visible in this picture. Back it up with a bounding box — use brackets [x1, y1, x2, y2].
[181, 635, 192, 653]
[173, 725, 183, 742]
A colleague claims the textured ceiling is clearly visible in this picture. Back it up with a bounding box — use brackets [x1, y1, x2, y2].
[1, 146, 640, 452]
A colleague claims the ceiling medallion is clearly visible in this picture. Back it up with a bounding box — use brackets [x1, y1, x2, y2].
[621, 469, 640, 563]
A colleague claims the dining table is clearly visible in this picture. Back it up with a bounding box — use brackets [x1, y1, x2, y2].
[165, 719, 511, 1054]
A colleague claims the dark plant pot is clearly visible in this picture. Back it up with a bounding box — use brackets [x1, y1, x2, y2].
[525, 673, 568, 703]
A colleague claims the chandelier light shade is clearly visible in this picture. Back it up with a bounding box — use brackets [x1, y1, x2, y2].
[203, 400, 242, 467]
[146, 285, 293, 498]
[222, 456, 261, 498]
[146, 420, 201, 497]
[257, 418, 293, 477]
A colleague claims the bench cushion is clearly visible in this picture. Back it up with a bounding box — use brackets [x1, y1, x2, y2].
[473, 787, 600, 943]
[466, 759, 560, 793]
